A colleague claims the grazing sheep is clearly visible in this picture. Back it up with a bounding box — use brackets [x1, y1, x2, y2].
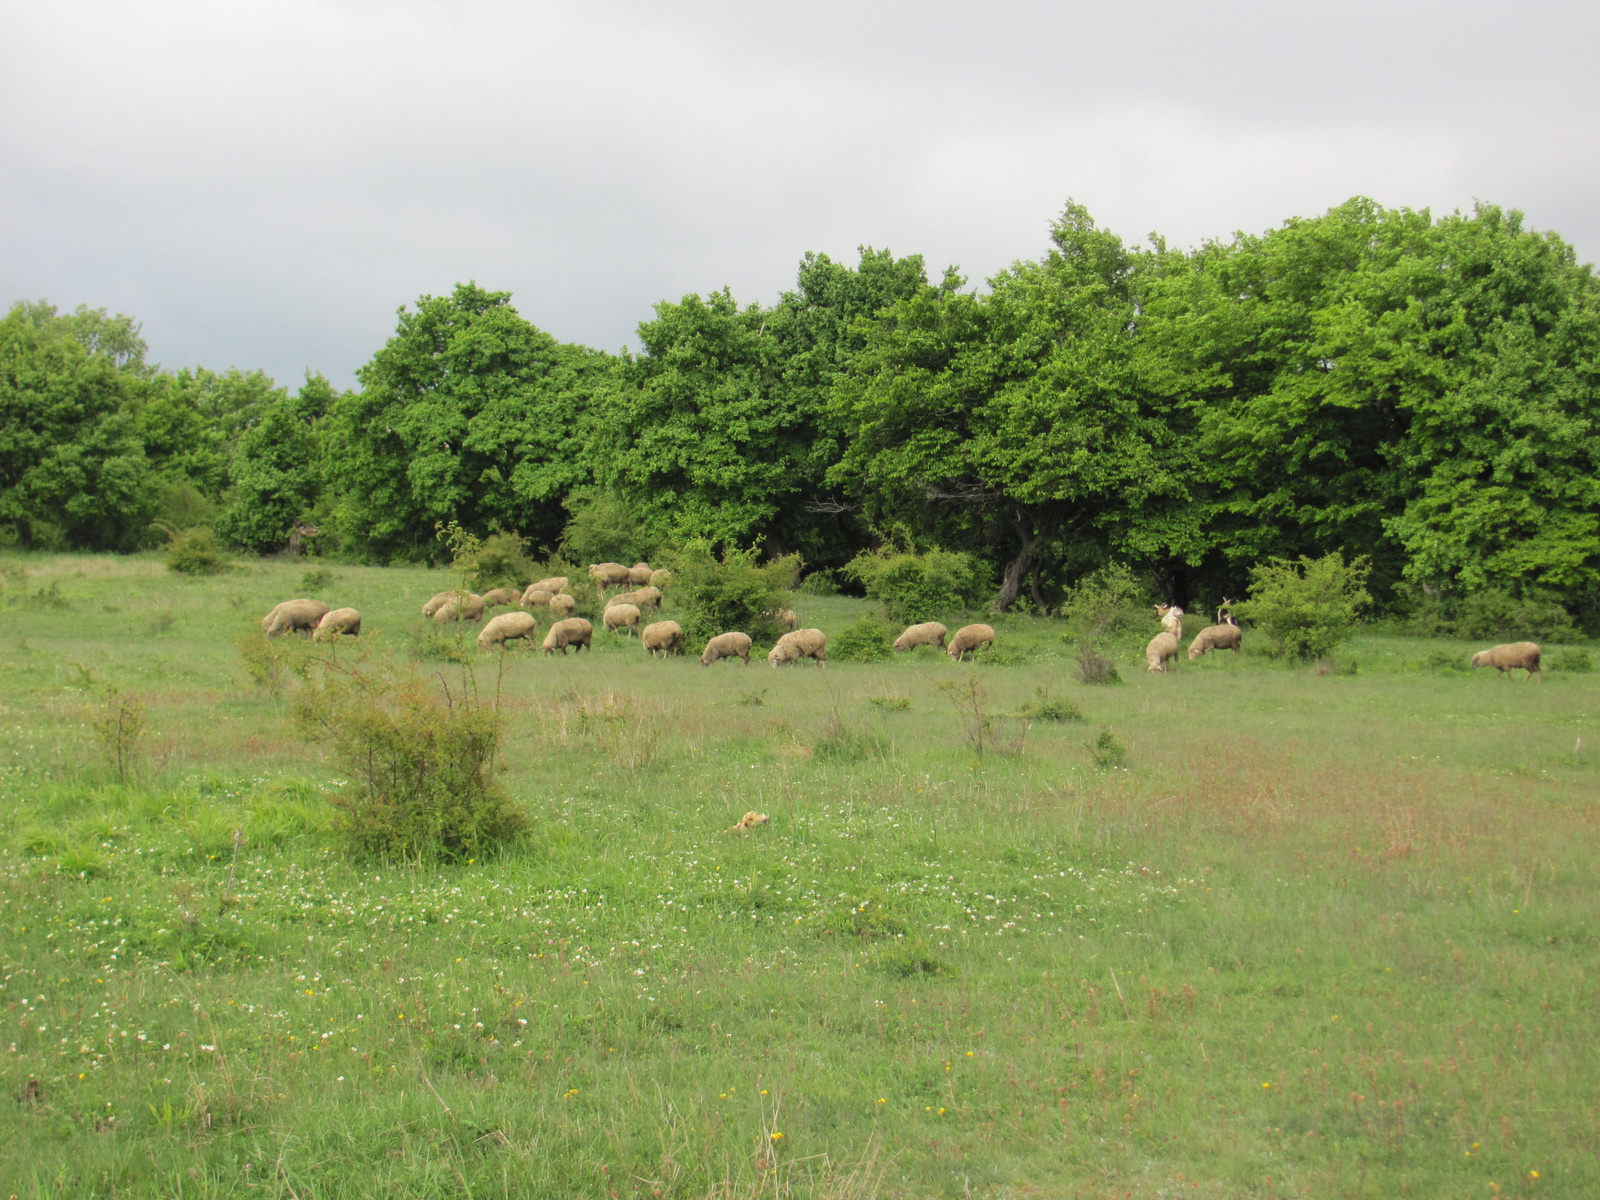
[588, 562, 632, 589]
[1471, 641, 1542, 681]
[520, 587, 553, 609]
[432, 594, 485, 623]
[723, 811, 770, 834]
[1145, 630, 1180, 673]
[262, 599, 329, 638]
[773, 608, 798, 631]
[642, 620, 683, 658]
[628, 562, 654, 585]
[893, 621, 947, 652]
[769, 628, 827, 668]
[479, 587, 523, 609]
[603, 602, 642, 636]
[948, 623, 995, 662]
[530, 576, 568, 595]
[541, 617, 593, 655]
[647, 569, 672, 590]
[607, 588, 657, 611]
[1187, 624, 1243, 660]
[548, 593, 577, 616]
[700, 631, 752, 667]
[421, 590, 460, 619]
[478, 611, 539, 650]
[312, 607, 361, 640]
[1156, 604, 1185, 637]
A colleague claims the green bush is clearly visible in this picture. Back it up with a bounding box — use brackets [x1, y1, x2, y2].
[1237, 552, 1371, 661]
[1086, 726, 1127, 769]
[797, 570, 840, 596]
[843, 547, 990, 625]
[559, 488, 661, 567]
[1406, 585, 1577, 643]
[1547, 648, 1594, 674]
[1058, 563, 1150, 641]
[667, 541, 798, 648]
[163, 526, 229, 576]
[829, 614, 894, 663]
[292, 656, 527, 862]
[462, 530, 538, 592]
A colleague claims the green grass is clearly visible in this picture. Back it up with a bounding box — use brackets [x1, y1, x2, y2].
[1, 552, 1597, 1198]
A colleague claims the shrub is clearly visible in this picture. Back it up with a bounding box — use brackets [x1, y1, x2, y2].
[797, 570, 840, 596]
[463, 531, 538, 592]
[667, 541, 798, 648]
[1058, 564, 1150, 641]
[90, 687, 145, 783]
[1547, 648, 1594, 674]
[1086, 726, 1127, 770]
[1406, 585, 1577, 643]
[829, 614, 894, 663]
[1237, 552, 1371, 661]
[1071, 641, 1121, 685]
[291, 655, 527, 861]
[559, 489, 661, 567]
[300, 567, 334, 591]
[163, 526, 229, 576]
[1018, 686, 1083, 722]
[843, 547, 991, 625]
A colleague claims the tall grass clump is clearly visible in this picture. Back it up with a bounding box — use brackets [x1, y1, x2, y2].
[291, 654, 526, 861]
[159, 525, 229, 576]
[668, 540, 798, 647]
[1238, 551, 1371, 660]
[843, 546, 990, 624]
[829, 613, 894, 662]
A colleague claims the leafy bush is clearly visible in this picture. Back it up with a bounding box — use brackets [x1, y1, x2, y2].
[797, 570, 840, 596]
[300, 567, 334, 591]
[1086, 726, 1127, 769]
[559, 489, 661, 567]
[1071, 641, 1121, 685]
[1547, 648, 1594, 674]
[292, 655, 527, 861]
[1237, 552, 1371, 661]
[667, 541, 798, 648]
[1018, 686, 1083, 722]
[1406, 585, 1577, 643]
[829, 614, 894, 662]
[1058, 563, 1150, 640]
[462, 530, 538, 592]
[163, 526, 229, 576]
[843, 547, 990, 625]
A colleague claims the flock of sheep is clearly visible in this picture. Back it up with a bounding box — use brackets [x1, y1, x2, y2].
[259, 560, 1001, 668]
[263, 569, 1548, 681]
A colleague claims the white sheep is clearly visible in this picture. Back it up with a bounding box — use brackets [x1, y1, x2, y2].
[769, 628, 827, 668]
[478, 611, 538, 650]
[1145, 630, 1180, 673]
[312, 607, 361, 640]
[542, 617, 593, 655]
[701, 632, 753, 666]
[262, 599, 329, 638]
[548, 594, 578, 616]
[642, 620, 683, 657]
[1188, 624, 1243, 660]
[1156, 603, 1185, 638]
[604, 602, 642, 636]
[478, 587, 523, 609]
[948, 624, 995, 662]
[1471, 642, 1542, 681]
[893, 621, 947, 652]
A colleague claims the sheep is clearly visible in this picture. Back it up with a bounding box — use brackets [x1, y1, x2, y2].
[421, 590, 460, 619]
[520, 587, 553, 609]
[1156, 603, 1185, 637]
[478, 611, 539, 650]
[722, 811, 769, 834]
[530, 576, 568, 595]
[1216, 597, 1238, 627]
[262, 599, 329, 638]
[628, 562, 654, 585]
[773, 608, 798, 631]
[603, 602, 642, 636]
[700, 631, 752, 666]
[548, 593, 578, 616]
[312, 607, 361, 640]
[1187, 624, 1243, 660]
[632, 585, 663, 610]
[479, 587, 523, 609]
[1145, 630, 1181, 673]
[647, 569, 672, 590]
[1471, 641, 1542, 681]
[769, 628, 827, 668]
[948, 623, 995, 662]
[893, 621, 947, 652]
[432, 594, 485, 623]
[642, 620, 683, 658]
[588, 562, 632, 591]
[542, 617, 593, 655]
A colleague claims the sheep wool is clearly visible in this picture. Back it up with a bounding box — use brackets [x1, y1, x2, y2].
[700, 631, 753, 666]
[769, 628, 827, 668]
[542, 617, 593, 655]
[894, 621, 948, 652]
[478, 611, 539, 650]
[642, 620, 683, 657]
[604, 602, 642, 636]
[1470, 641, 1542, 681]
[723, 811, 770, 834]
[520, 587, 553, 608]
[530, 576, 568, 595]
[548, 594, 578, 616]
[1156, 604, 1185, 638]
[263, 599, 330, 638]
[628, 562, 654, 585]
[588, 562, 632, 588]
[312, 607, 362, 640]
[948, 624, 995, 662]
[420, 590, 459, 619]
[479, 587, 523, 609]
[1145, 630, 1180, 673]
[432, 594, 485, 623]
[1187, 624, 1243, 660]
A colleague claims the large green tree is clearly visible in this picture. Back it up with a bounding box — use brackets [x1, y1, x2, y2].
[215, 374, 335, 553]
[325, 283, 610, 561]
[0, 302, 153, 549]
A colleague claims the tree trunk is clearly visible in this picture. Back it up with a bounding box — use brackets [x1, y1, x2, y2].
[1029, 560, 1047, 611]
[15, 518, 32, 549]
[995, 511, 1039, 612]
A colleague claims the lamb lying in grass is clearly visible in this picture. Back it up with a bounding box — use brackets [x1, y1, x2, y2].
[1145, 630, 1180, 673]
[723, 811, 770, 833]
[1471, 641, 1542, 681]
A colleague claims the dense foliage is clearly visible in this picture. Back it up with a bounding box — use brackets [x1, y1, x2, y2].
[8, 197, 1600, 627]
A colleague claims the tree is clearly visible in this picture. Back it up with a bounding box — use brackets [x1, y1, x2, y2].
[831, 203, 1197, 610]
[325, 283, 609, 560]
[216, 374, 334, 554]
[0, 303, 152, 549]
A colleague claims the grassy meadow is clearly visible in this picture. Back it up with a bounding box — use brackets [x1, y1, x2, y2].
[1, 552, 1597, 1199]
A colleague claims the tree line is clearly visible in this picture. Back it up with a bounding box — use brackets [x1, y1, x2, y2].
[4, 196, 1599, 622]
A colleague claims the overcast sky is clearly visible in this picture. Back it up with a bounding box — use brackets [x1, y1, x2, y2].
[4, 0, 1598, 388]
